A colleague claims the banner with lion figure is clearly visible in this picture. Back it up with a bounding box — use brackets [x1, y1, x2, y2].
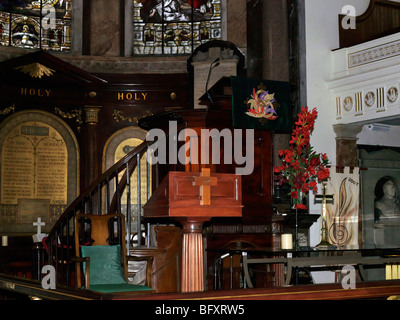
[326, 166, 360, 246]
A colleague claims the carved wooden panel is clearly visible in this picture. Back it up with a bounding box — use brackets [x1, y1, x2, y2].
[339, 0, 400, 48]
[130, 226, 182, 293]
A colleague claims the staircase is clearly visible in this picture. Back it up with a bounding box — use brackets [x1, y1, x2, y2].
[45, 138, 164, 288]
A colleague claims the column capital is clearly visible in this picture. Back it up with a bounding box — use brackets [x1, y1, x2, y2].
[333, 123, 363, 140]
[84, 105, 102, 125]
[177, 218, 210, 233]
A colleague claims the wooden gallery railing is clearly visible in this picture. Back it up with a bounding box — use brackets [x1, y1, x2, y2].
[45, 138, 167, 288]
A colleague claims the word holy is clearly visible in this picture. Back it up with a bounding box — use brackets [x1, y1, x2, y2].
[117, 92, 148, 101]
[20, 88, 51, 97]
[146, 121, 254, 175]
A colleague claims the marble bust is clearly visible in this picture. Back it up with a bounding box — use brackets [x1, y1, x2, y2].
[374, 177, 400, 222]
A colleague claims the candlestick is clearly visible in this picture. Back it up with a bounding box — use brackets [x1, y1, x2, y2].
[315, 181, 335, 248]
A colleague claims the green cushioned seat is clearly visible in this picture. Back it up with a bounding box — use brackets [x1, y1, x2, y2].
[89, 283, 153, 293]
[81, 244, 126, 285]
[81, 244, 152, 293]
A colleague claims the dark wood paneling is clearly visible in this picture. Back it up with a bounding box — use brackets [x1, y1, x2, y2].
[0, 51, 190, 191]
[131, 226, 182, 293]
[0, 237, 34, 279]
[339, 0, 400, 48]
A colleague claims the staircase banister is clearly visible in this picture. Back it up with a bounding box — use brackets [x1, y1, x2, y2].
[109, 151, 140, 214]
[47, 139, 154, 237]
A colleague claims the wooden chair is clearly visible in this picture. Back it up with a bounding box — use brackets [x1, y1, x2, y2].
[73, 213, 154, 294]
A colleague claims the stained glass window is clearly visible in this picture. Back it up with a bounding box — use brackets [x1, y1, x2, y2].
[133, 0, 222, 55]
[0, 0, 72, 52]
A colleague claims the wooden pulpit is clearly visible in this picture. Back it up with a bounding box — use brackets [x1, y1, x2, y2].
[139, 75, 279, 290]
[143, 168, 242, 292]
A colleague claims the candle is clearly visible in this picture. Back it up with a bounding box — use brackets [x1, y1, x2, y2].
[281, 233, 293, 250]
[397, 265, 400, 280]
[393, 264, 399, 280]
[2, 235, 8, 247]
[386, 264, 392, 280]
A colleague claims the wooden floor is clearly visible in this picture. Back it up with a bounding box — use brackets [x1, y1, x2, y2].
[2, 273, 400, 300]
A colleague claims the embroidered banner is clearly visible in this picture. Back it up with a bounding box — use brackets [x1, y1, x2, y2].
[230, 76, 292, 131]
[326, 166, 360, 246]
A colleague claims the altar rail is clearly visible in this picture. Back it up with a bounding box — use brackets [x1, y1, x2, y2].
[0, 273, 109, 300]
[3, 273, 400, 300]
[127, 279, 400, 300]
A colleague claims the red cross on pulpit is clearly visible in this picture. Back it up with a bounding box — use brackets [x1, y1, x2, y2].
[193, 168, 217, 205]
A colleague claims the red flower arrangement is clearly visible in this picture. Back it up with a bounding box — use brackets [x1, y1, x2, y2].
[274, 107, 330, 210]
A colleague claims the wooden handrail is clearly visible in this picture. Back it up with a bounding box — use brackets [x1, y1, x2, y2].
[45, 137, 164, 288]
[48, 139, 152, 235]
[0, 273, 111, 300]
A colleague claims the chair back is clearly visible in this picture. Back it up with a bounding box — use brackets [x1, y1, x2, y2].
[74, 213, 128, 287]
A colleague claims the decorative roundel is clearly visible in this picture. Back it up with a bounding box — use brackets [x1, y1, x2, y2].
[364, 91, 375, 107]
[387, 87, 398, 103]
[343, 96, 353, 111]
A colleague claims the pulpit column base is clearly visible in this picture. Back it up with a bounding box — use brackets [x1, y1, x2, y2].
[179, 219, 209, 293]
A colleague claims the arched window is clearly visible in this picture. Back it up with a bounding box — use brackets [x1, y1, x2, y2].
[133, 0, 222, 55]
[0, 0, 72, 52]
[103, 127, 150, 243]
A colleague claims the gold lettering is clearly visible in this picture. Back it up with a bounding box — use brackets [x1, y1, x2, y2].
[19, 88, 51, 97]
[116, 92, 149, 101]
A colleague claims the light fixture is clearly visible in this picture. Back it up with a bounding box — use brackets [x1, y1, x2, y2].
[367, 123, 391, 132]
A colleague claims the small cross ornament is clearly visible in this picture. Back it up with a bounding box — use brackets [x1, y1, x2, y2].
[33, 217, 45, 235]
[193, 168, 218, 206]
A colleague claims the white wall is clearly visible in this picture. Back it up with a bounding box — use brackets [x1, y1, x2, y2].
[304, 0, 370, 283]
[305, 0, 369, 237]
[305, 0, 370, 168]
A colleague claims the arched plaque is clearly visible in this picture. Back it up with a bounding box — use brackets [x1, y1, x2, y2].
[0, 110, 79, 234]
